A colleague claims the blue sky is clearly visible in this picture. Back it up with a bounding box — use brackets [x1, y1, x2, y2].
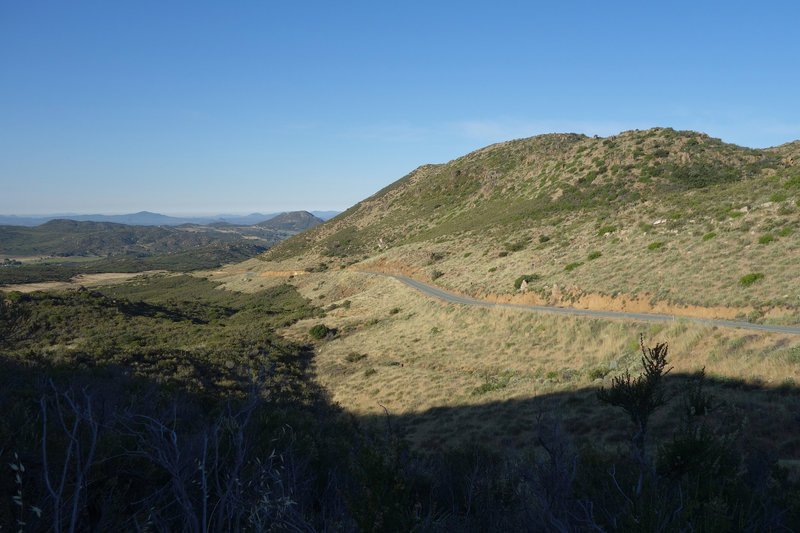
[2, 1, 799, 215]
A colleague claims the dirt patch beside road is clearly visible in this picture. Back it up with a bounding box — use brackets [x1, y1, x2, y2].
[258, 270, 309, 277]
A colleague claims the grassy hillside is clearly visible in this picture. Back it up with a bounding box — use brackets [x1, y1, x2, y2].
[3, 273, 800, 530]
[203, 127, 800, 475]
[4, 125, 800, 529]
[260, 128, 800, 318]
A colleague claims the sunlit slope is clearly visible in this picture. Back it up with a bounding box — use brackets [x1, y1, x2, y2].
[258, 127, 800, 319]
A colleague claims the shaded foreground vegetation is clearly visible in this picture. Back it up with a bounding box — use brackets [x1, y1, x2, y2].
[2, 276, 800, 531]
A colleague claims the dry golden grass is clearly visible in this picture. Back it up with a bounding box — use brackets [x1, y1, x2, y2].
[352, 198, 800, 323]
[266, 268, 800, 453]
[202, 256, 314, 293]
[0, 271, 165, 293]
[202, 129, 800, 456]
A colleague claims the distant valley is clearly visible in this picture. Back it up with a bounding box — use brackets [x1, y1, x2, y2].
[0, 210, 324, 285]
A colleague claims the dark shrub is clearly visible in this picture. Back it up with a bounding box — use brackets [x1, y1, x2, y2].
[739, 273, 764, 287]
[309, 324, 330, 340]
[514, 274, 540, 290]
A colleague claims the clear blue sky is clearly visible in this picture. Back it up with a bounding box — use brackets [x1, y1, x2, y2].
[2, 1, 799, 215]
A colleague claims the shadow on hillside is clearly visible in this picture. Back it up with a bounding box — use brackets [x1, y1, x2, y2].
[3, 351, 800, 531]
[0, 351, 346, 531]
[354, 373, 800, 462]
[3, 351, 799, 466]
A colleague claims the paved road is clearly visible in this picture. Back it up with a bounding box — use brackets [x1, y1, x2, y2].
[360, 271, 800, 335]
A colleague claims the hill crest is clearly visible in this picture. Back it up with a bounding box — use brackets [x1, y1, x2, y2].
[256, 211, 324, 232]
[256, 127, 800, 317]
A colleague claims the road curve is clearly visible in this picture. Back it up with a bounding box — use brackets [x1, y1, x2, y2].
[359, 271, 800, 336]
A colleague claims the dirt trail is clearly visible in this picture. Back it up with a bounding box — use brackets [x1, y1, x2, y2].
[358, 271, 800, 335]
[356, 261, 798, 328]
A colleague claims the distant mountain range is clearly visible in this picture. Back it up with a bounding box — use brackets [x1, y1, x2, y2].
[0, 211, 325, 259]
[0, 210, 339, 227]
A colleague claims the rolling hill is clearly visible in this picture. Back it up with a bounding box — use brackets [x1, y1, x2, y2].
[204, 127, 800, 457]
[4, 129, 800, 530]
[258, 127, 800, 319]
[256, 210, 325, 232]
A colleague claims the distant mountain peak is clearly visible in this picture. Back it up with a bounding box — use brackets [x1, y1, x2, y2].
[256, 211, 324, 232]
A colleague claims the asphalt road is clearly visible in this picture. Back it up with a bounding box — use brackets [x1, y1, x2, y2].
[361, 271, 800, 335]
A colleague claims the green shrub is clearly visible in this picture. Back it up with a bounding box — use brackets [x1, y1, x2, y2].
[6, 291, 23, 302]
[597, 225, 617, 236]
[702, 232, 716, 241]
[588, 366, 610, 380]
[785, 344, 800, 364]
[431, 269, 444, 280]
[739, 273, 764, 287]
[579, 170, 597, 185]
[758, 234, 774, 245]
[471, 372, 513, 396]
[363, 367, 377, 377]
[309, 324, 330, 340]
[538, 234, 551, 243]
[514, 274, 541, 290]
[488, 267, 497, 272]
[746, 310, 763, 323]
[770, 192, 788, 203]
[779, 227, 792, 237]
[498, 251, 509, 257]
[564, 262, 583, 272]
[648, 241, 664, 250]
[346, 351, 366, 363]
[728, 337, 746, 350]
[427, 252, 444, 264]
[505, 240, 527, 252]
[587, 251, 602, 260]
